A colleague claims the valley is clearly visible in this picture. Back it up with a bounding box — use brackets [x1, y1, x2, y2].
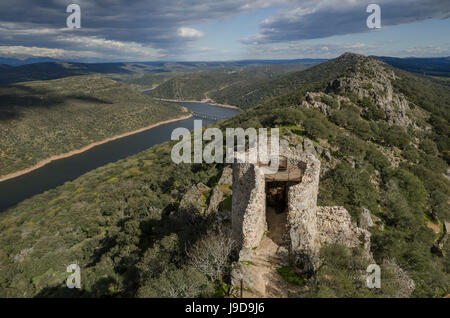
[0, 53, 448, 298]
[0, 75, 186, 178]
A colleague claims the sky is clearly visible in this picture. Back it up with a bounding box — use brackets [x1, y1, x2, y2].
[0, 0, 449, 62]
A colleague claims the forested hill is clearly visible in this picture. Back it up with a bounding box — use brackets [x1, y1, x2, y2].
[0, 53, 448, 298]
[221, 53, 449, 295]
[0, 75, 185, 177]
[153, 53, 385, 109]
[151, 64, 311, 103]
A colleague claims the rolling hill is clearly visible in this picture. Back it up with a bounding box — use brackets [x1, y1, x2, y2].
[0, 53, 448, 298]
[151, 64, 310, 102]
[0, 75, 185, 177]
[0, 59, 325, 87]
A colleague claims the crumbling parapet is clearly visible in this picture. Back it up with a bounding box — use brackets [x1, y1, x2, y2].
[232, 163, 266, 250]
[231, 144, 371, 280]
[286, 152, 322, 271]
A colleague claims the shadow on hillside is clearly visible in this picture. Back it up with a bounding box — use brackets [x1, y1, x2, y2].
[0, 84, 111, 121]
[83, 204, 212, 296]
[0, 62, 133, 86]
[34, 277, 118, 298]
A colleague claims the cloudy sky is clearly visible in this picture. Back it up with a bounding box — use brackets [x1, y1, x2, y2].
[0, 0, 449, 62]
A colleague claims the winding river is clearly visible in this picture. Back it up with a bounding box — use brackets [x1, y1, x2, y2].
[0, 100, 240, 212]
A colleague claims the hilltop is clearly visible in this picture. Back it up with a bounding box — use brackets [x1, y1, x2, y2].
[0, 53, 448, 298]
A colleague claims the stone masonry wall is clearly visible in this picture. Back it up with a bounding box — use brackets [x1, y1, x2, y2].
[286, 152, 322, 271]
[232, 163, 266, 249]
[231, 143, 371, 276]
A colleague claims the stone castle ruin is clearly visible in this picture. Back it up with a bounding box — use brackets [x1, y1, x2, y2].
[231, 143, 371, 296]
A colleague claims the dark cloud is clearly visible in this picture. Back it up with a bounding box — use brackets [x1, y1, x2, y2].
[243, 0, 450, 44]
[0, 0, 287, 60]
[0, 0, 448, 60]
[0, 1, 278, 48]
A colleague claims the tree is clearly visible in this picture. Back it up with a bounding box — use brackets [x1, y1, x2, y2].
[186, 230, 234, 282]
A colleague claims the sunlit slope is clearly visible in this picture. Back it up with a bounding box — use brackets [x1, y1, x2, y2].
[0, 53, 448, 298]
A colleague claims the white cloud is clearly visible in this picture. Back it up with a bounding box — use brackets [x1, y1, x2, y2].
[0, 45, 99, 60]
[0, 0, 448, 61]
[243, 0, 450, 44]
[178, 27, 205, 39]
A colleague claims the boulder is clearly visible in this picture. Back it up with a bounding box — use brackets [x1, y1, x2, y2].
[359, 208, 374, 229]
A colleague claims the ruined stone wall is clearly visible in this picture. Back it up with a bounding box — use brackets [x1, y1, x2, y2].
[232, 163, 266, 249]
[231, 144, 372, 275]
[316, 206, 371, 252]
[285, 152, 322, 271]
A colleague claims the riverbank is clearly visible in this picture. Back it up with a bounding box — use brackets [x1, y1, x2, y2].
[0, 113, 192, 183]
[158, 98, 240, 110]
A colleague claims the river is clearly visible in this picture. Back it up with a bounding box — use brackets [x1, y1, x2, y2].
[0, 101, 240, 212]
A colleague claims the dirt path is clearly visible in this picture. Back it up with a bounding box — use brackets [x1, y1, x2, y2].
[266, 206, 288, 247]
[239, 236, 304, 298]
[427, 220, 441, 234]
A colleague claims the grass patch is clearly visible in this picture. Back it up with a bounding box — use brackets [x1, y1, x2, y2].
[277, 266, 306, 286]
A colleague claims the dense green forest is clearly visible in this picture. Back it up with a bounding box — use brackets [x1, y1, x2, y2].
[0, 53, 448, 298]
[0, 75, 185, 177]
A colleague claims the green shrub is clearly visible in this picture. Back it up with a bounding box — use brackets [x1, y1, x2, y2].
[277, 266, 306, 286]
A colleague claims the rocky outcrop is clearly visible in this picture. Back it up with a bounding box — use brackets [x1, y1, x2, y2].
[179, 182, 210, 215]
[316, 206, 371, 252]
[302, 138, 316, 155]
[218, 166, 233, 185]
[433, 221, 449, 257]
[206, 186, 225, 216]
[359, 207, 374, 229]
[231, 236, 305, 297]
[326, 55, 413, 128]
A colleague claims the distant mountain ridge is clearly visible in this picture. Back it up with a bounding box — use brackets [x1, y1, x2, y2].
[0, 57, 328, 66]
[375, 56, 450, 77]
[2, 55, 450, 87]
[0, 59, 327, 86]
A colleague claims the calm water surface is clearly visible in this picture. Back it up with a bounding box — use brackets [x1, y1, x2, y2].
[0, 101, 239, 211]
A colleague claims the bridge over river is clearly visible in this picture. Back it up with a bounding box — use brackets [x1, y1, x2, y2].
[191, 111, 227, 121]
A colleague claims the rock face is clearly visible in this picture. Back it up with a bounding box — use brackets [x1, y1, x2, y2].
[231, 236, 304, 298]
[206, 166, 232, 216]
[359, 208, 374, 229]
[316, 207, 371, 252]
[303, 138, 316, 155]
[434, 221, 450, 257]
[179, 182, 210, 215]
[326, 55, 413, 128]
[383, 259, 416, 298]
[206, 186, 225, 216]
[301, 54, 416, 129]
[231, 145, 371, 295]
